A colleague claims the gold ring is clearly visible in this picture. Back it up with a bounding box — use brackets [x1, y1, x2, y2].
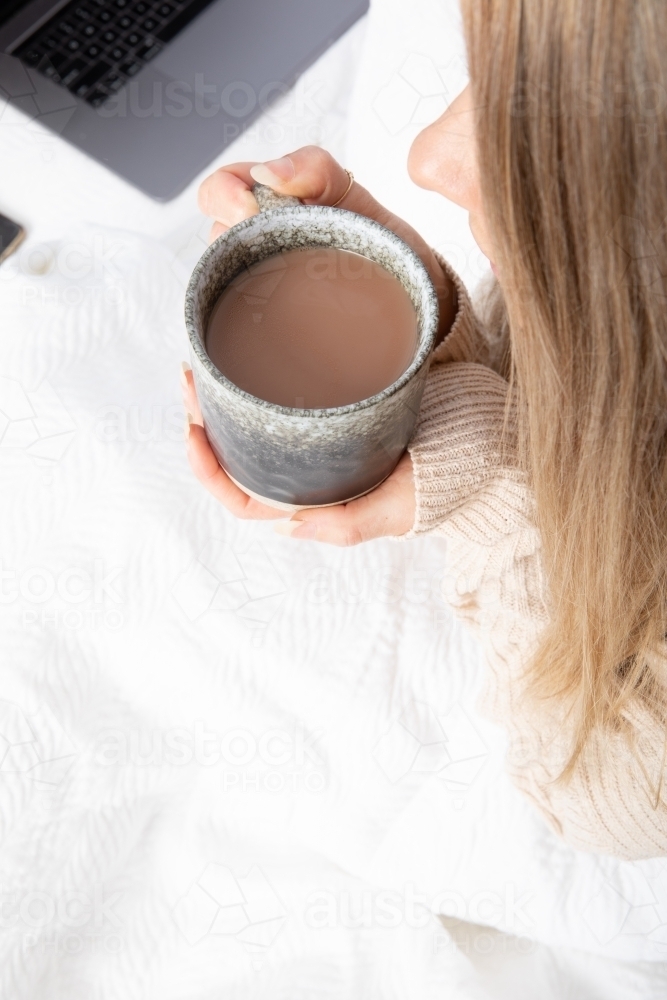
[331, 169, 354, 208]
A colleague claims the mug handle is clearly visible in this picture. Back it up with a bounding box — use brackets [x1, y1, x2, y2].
[252, 182, 302, 212]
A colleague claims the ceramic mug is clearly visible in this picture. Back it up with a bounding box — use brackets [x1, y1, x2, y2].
[185, 183, 439, 511]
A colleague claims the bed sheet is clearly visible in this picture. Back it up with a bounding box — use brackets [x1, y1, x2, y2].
[0, 222, 665, 998]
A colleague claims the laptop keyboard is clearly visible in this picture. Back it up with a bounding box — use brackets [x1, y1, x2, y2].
[15, 0, 216, 106]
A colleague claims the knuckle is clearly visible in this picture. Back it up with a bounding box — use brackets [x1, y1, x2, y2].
[198, 169, 235, 217]
[315, 148, 338, 182]
[300, 143, 330, 166]
[315, 145, 334, 167]
[298, 145, 337, 185]
[197, 174, 217, 214]
[343, 525, 365, 547]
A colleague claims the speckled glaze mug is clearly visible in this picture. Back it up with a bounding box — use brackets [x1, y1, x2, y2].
[185, 183, 439, 511]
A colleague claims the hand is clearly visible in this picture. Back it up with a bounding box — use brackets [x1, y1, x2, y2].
[184, 145, 441, 545]
[181, 364, 416, 545]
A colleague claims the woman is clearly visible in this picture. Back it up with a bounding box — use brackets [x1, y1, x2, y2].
[182, 0, 667, 859]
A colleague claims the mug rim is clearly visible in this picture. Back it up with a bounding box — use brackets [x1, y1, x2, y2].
[185, 204, 439, 418]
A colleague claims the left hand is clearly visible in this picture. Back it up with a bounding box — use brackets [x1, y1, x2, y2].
[181, 366, 416, 545]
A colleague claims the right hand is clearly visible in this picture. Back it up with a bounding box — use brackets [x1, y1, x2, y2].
[197, 145, 456, 335]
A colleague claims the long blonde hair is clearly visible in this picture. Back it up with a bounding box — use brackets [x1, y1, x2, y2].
[461, 0, 667, 777]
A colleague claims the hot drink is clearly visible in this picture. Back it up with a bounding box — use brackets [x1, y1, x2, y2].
[187, 184, 439, 508]
[205, 247, 418, 409]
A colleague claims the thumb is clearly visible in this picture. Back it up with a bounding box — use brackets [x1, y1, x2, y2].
[249, 145, 352, 206]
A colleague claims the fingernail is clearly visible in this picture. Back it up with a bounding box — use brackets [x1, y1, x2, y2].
[273, 519, 317, 539]
[184, 411, 193, 441]
[180, 361, 191, 388]
[250, 156, 295, 186]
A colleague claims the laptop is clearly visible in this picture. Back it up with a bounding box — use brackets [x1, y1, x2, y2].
[0, 0, 368, 200]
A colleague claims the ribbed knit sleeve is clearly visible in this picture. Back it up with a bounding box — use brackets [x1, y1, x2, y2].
[401, 362, 524, 541]
[393, 255, 667, 860]
[400, 253, 523, 541]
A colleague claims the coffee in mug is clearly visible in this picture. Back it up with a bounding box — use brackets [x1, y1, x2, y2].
[205, 247, 418, 410]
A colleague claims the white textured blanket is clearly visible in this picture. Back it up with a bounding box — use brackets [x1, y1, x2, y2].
[1, 2, 667, 998]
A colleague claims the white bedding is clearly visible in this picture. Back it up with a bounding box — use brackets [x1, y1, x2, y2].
[1, 2, 667, 997]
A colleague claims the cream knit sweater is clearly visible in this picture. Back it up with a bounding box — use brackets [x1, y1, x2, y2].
[397, 255, 667, 860]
